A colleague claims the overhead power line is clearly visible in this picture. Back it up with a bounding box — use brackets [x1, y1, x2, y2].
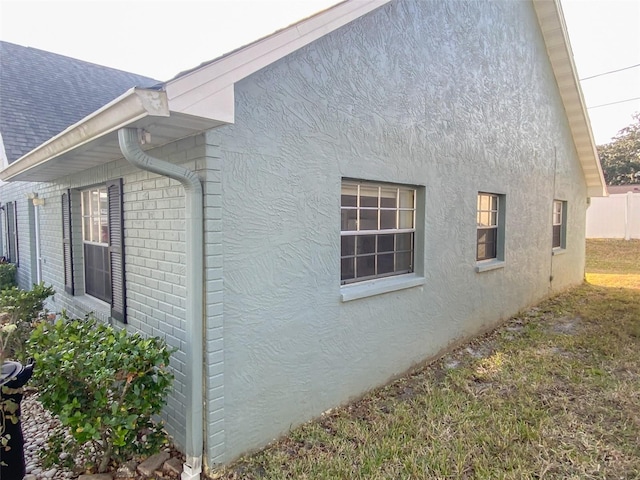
[588, 96, 640, 110]
[580, 63, 640, 81]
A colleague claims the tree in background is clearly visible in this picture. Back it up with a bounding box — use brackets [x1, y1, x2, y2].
[597, 113, 640, 186]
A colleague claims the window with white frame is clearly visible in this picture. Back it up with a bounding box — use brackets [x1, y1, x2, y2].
[476, 192, 504, 262]
[552, 200, 566, 249]
[341, 181, 415, 284]
[81, 187, 111, 303]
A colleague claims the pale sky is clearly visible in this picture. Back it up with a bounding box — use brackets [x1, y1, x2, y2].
[1, 0, 638, 146]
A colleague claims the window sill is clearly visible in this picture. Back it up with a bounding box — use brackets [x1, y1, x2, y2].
[75, 294, 111, 322]
[475, 259, 505, 273]
[552, 248, 567, 256]
[340, 274, 425, 302]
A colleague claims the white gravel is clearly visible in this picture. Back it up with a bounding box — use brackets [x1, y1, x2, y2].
[21, 391, 75, 480]
[19, 391, 184, 480]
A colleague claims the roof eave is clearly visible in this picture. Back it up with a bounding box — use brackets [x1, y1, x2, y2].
[532, 0, 607, 197]
[0, 88, 169, 182]
[0, 88, 228, 182]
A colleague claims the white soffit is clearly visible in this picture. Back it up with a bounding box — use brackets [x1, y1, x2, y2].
[532, 0, 607, 197]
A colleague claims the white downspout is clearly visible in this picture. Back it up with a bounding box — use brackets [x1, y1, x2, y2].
[34, 203, 42, 284]
[118, 128, 204, 480]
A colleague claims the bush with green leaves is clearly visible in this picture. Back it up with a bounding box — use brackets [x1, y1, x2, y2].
[0, 283, 54, 364]
[0, 263, 17, 291]
[29, 316, 175, 473]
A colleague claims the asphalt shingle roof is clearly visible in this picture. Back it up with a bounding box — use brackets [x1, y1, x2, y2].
[0, 41, 159, 164]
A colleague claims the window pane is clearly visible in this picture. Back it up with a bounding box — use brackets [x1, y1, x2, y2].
[378, 253, 395, 274]
[82, 191, 90, 216]
[341, 258, 355, 281]
[92, 218, 100, 242]
[101, 224, 109, 244]
[356, 256, 376, 278]
[477, 243, 486, 261]
[396, 251, 412, 272]
[360, 186, 379, 207]
[490, 195, 498, 210]
[396, 233, 413, 252]
[399, 189, 413, 209]
[399, 210, 413, 229]
[380, 188, 397, 208]
[380, 210, 396, 229]
[341, 235, 355, 257]
[341, 209, 357, 231]
[91, 190, 100, 217]
[83, 216, 91, 242]
[341, 183, 358, 207]
[378, 234, 395, 253]
[359, 209, 378, 230]
[479, 194, 489, 211]
[552, 225, 561, 248]
[477, 228, 497, 260]
[100, 190, 108, 216]
[357, 235, 376, 255]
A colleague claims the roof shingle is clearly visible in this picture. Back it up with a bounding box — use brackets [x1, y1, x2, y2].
[0, 41, 159, 163]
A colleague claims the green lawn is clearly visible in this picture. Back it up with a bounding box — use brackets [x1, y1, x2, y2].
[215, 240, 640, 480]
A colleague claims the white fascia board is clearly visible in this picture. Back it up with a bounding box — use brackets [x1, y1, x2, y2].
[0, 88, 169, 182]
[532, 0, 607, 197]
[165, 0, 391, 118]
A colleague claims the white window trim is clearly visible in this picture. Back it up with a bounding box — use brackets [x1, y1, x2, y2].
[341, 180, 416, 285]
[552, 200, 567, 251]
[476, 192, 506, 271]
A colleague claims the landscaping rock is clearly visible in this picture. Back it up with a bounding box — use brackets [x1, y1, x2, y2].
[164, 457, 183, 475]
[78, 475, 113, 480]
[137, 452, 170, 477]
[114, 461, 138, 478]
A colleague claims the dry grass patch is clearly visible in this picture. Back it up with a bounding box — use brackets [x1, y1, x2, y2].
[586, 239, 640, 275]
[216, 285, 640, 480]
[586, 239, 640, 289]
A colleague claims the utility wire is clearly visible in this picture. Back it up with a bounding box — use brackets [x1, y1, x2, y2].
[588, 96, 640, 110]
[580, 63, 640, 81]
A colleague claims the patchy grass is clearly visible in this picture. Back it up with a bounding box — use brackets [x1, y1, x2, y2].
[586, 239, 640, 289]
[586, 239, 640, 274]
[215, 243, 640, 480]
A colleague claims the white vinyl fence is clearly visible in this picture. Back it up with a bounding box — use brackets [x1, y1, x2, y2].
[586, 191, 640, 240]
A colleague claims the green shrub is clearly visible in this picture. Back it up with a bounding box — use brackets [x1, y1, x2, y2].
[29, 316, 174, 473]
[0, 283, 54, 363]
[0, 263, 17, 291]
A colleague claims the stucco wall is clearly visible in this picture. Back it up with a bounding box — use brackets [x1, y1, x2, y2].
[211, 0, 587, 465]
[586, 193, 640, 239]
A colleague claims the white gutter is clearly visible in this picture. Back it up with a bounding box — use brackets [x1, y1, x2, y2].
[0, 88, 169, 182]
[118, 128, 204, 480]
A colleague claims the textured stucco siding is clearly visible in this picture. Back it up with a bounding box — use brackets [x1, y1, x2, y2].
[211, 0, 588, 465]
[0, 134, 223, 453]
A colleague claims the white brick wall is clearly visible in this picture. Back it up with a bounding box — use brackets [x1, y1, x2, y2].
[0, 132, 225, 459]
